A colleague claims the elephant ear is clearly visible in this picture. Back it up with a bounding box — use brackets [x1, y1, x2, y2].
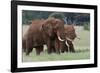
[41, 18, 55, 31]
[41, 18, 63, 32]
[41, 20, 49, 31]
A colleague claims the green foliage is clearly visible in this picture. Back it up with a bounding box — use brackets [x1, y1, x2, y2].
[22, 10, 52, 24]
[83, 23, 90, 30]
[48, 12, 65, 20]
[22, 10, 90, 25]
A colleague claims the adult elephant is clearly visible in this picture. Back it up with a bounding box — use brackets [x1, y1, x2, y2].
[59, 25, 78, 53]
[22, 19, 44, 55]
[23, 18, 66, 55]
[42, 18, 66, 54]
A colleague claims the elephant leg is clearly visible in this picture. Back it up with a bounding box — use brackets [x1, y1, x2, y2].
[22, 39, 26, 52]
[61, 42, 68, 53]
[54, 39, 60, 54]
[64, 43, 69, 52]
[52, 46, 56, 53]
[47, 45, 52, 54]
[39, 46, 43, 53]
[35, 46, 43, 55]
[26, 38, 33, 55]
[46, 40, 52, 54]
[26, 48, 33, 55]
[50, 41, 56, 53]
[60, 43, 65, 53]
[61, 48, 65, 53]
[70, 44, 75, 53]
[67, 40, 75, 52]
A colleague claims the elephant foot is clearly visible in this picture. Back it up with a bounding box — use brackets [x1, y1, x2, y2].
[25, 48, 33, 56]
[47, 48, 52, 54]
[35, 46, 43, 55]
[26, 52, 30, 56]
[61, 50, 65, 53]
[56, 49, 60, 54]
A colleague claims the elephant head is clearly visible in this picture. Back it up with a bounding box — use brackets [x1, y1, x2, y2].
[64, 25, 77, 42]
[62, 25, 77, 52]
[42, 18, 66, 41]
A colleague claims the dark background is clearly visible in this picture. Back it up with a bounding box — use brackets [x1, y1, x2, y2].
[22, 10, 90, 26]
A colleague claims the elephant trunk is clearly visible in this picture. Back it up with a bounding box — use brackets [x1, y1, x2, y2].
[65, 40, 69, 51]
[76, 37, 80, 40]
[66, 37, 73, 42]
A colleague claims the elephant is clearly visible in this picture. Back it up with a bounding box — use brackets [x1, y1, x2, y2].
[43, 24, 77, 53]
[42, 18, 66, 54]
[22, 18, 66, 55]
[59, 25, 77, 53]
[22, 19, 45, 55]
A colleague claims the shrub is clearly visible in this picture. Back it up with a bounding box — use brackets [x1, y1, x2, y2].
[48, 13, 65, 21]
[84, 23, 90, 30]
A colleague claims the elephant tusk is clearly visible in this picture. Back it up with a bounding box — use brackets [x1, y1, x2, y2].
[76, 37, 80, 40]
[66, 37, 73, 42]
[65, 41, 69, 52]
[58, 36, 65, 42]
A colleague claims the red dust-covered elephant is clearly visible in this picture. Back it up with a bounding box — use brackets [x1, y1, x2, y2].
[22, 18, 66, 55]
[60, 24, 79, 53]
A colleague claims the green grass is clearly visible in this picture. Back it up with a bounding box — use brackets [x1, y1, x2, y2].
[74, 27, 90, 51]
[22, 26, 90, 62]
[22, 49, 90, 62]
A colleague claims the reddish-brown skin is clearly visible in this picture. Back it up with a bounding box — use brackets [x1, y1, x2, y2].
[22, 38, 26, 52]
[22, 24, 77, 55]
[22, 18, 65, 55]
[60, 25, 77, 53]
[22, 19, 46, 55]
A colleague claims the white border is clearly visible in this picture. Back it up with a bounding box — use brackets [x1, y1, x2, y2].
[17, 5, 94, 68]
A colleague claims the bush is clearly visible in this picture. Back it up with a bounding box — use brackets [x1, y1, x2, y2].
[84, 23, 90, 30]
[48, 13, 65, 21]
